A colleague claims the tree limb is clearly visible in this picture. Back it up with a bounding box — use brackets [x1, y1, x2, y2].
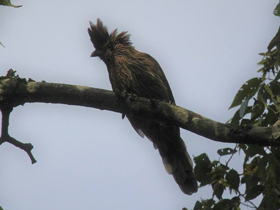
[0, 69, 279, 162]
[0, 105, 36, 163]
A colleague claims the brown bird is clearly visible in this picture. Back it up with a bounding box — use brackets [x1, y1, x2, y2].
[88, 19, 197, 195]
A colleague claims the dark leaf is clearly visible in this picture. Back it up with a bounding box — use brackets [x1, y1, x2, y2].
[263, 107, 278, 126]
[212, 198, 240, 210]
[240, 118, 251, 125]
[259, 190, 280, 209]
[212, 199, 231, 210]
[274, 3, 280, 17]
[251, 99, 265, 121]
[241, 170, 261, 192]
[257, 83, 270, 105]
[217, 148, 237, 156]
[267, 153, 280, 188]
[229, 78, 262, 109]
[230, 108, 241, 125]
[245, 185, 265, 201]
[194, 153, 212, 186]
[193, 201, 202, 210]
[226, 169, 240, 192]
[257, 156, 268, 179]
[212, 181, 224, 200]
[269, 80, 280, 96]
[200, 199, 216, 209]
[268, 27, 280, 51]
[245, 145, 266, 158]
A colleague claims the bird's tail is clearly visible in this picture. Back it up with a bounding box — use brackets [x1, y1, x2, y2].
[127, 116, 197, 194]
[158, 137, 198, 195]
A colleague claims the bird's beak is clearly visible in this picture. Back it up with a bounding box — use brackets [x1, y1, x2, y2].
[90, 50, 101, 57]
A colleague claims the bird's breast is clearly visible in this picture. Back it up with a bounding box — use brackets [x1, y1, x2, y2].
[108, 63, 135, 94]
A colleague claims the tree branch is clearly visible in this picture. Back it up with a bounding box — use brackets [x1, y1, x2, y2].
[0, 69, 279, 161]
[0, 105, 36, 163]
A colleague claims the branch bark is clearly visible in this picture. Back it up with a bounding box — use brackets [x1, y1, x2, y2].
[0, 69, 279, 162]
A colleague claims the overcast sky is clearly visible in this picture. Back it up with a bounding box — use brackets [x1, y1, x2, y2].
[0, 1, 279, 210]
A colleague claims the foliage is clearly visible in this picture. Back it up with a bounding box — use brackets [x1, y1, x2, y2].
[0, 0, 22, 8]
[188, 5, 280, 210]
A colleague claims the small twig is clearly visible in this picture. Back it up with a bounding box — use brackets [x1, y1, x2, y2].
[0, 105, 37, 164]
[239, 193, 258, 209]
[225, 144, 238, 167]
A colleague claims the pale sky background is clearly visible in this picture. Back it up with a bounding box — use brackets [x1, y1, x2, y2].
[0, 1, 279, 210]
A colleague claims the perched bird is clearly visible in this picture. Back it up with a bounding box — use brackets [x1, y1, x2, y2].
[88, 19, 198, 195]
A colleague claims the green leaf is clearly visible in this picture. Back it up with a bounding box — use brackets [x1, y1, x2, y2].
[251, 99, 265, 121]
[245, 185, 265, 201]
[258, 93, 278, 116]
[257, 156, 268, 179]
[264, 84, 280, 113]
[217, 148, 237, 156]
[229, 78, 262, 109]
[269, 81, 280, 102]
[259, 190, 280, 210]
[0, 40, 5, 48]
[229, 108, 241, 125]
[212, 181, 224, 200]
[226, 169, 240, 192]
[268, 27, 280, 51]
[0, 0, 22, 7]
[194, 153, 212, 186]
[275, 52, 280, 71]
[244, 148, 266, 163]
[274, 3, 280, 17]
[261, 107, 279, 126]
[257, 66, 265, 73]
[212, 197, 240, 210]
[239, 97, 249, 118]
[213, 198, 240, 210]
[193, 201, 202, 210]
[200, 199, 216, 209]
[264, 84, 274, 97]
[212, 199, 231, 210]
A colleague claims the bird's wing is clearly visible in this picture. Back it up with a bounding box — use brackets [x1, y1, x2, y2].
[127, 53, 175, 104]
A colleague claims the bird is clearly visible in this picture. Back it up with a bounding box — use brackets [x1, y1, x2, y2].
[88, 19, 198, 195]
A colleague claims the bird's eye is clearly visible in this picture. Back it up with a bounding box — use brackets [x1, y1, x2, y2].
[107, 43, 114, 51]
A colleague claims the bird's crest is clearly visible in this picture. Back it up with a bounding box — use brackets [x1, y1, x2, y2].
[88, 19, 132, 49]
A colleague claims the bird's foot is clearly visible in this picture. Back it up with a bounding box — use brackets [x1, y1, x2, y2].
[150, 98, 160, 109]
[115, 90, 128, 99]
[115, 90, 138, 101]
[128, 93, 138, 101]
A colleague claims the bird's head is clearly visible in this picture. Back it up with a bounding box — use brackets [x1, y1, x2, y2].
[88, 19, 133, 65]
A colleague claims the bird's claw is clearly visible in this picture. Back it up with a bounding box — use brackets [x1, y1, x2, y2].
[150, 98, 160, 108]
[116, 90, 138, 101]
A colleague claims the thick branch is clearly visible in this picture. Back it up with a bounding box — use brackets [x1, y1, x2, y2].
[0, 72, 278, 147]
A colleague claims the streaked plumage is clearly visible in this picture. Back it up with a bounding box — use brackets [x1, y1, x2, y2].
[88, 19, 197, 195]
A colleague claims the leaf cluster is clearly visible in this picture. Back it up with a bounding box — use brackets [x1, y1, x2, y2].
[190, 152, 241, 210]
[188, 4, 280, 210]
